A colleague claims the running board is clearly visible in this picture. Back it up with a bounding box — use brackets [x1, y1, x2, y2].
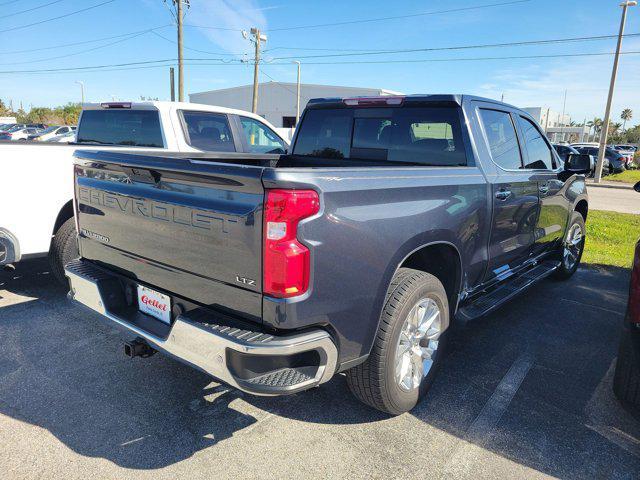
[456, 261, 560, 322]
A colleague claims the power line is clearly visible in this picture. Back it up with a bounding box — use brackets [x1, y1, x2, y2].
[150, 30, 244, 56]
[266, 0, 530, 32]
[183, 23, 240, 32]
[264, 50, 640, 65]
[265, 32, 640, 54]
[0, 29, 153, 66]
[0, 0, 116, 34]
[0, 0, 67, 20]
[266, 33, 640, 60]
[2, 50, 640, 74]
[0, 25, 170, 54]
[260, 68, 298, 94]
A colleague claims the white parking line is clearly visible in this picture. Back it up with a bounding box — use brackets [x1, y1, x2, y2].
[440, 353, 534, 478]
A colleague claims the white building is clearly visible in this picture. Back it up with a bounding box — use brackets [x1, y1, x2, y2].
[522, 107, 589, 143]
[522, 107, 571, 130]
[190, 82, 403, 129]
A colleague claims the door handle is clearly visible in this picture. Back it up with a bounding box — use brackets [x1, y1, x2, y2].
[495, 189, 512, 201]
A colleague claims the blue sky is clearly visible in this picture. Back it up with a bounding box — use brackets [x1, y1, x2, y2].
[0, 0, 638, 126]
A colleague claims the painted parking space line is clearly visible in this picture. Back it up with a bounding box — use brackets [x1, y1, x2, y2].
[440, 353, 534, 478]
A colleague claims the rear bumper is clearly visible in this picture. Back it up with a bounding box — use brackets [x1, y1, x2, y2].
[65, 259, 338, 395]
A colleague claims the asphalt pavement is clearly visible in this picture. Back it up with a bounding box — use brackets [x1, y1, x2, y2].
[0, 258, 639, 479]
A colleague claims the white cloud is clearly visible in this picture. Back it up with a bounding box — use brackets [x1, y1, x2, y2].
[186, 0, 269, 54]
[474, 41, 640, 125]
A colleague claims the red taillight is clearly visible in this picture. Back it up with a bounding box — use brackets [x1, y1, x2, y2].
[263, 189, 320, 298]
[629, 242, 640, 324]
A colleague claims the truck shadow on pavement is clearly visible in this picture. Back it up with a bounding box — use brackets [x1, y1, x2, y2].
[1, 259, 639, 478]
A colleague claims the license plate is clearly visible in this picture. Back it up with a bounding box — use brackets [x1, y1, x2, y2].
[137, 285, 171, 324]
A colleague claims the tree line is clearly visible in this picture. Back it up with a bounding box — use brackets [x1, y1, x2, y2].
[0, 100, 82, 126]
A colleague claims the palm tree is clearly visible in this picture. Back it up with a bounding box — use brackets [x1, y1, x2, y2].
[609, 122, 622, 136]
[587, 117, 603, 141]
[621, 108, 633, 131]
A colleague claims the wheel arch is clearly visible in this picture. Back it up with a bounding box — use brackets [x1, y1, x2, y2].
[51, 200, 74, 237]
[574, 198, 588, 222]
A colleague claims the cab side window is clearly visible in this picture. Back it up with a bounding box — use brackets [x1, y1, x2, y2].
[479, 109, 523, 170]
[182, 111, 235, 152]
[517, 116, 554, 170]
[240, 117, 286, 154]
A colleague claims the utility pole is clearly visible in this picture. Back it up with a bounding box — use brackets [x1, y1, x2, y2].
[176, 0, 186, 102]
[594, 0, 636, 183]
[294, 61, 301, 125]
[243, 28, 267, 114]
[170, 67, 175, 101]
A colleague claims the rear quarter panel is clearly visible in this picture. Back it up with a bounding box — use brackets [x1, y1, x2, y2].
[262, 166, 490, 364]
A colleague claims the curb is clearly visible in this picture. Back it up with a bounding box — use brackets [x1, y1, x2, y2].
[585, 181, 634, 191]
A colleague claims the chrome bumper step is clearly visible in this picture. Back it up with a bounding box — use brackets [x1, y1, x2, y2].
[65, 259, 338, 396]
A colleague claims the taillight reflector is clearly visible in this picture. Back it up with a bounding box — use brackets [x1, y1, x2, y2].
[263, 189, 319, 298]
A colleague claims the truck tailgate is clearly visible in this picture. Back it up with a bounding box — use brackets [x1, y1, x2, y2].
[73, 150, 265, 321]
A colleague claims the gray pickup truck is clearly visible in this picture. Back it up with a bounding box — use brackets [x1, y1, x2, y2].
[65, 95, 591, 415]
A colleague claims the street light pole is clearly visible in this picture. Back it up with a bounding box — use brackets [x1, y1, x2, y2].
[75, 81, 85, 105]
[594, 0, 636, 183]
[294, 61, 301, 125]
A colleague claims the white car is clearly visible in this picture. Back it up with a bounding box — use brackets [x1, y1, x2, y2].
[0, 127, 40, 141]
[46, 130, 76, 143]
[0, 101, 288, 282]
[30, 125, 76, 142]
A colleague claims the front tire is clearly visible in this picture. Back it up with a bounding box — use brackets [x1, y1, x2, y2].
[48, 217, 79, 285]
[346, 268, 449, 415]
[554, 211, 586, 280]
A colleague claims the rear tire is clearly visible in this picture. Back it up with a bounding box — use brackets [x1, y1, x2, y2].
[345, 268, 449, 415]
[553, 211, 585, 280]
[613, 327, 640, 417]
[49, 217, 79, 285]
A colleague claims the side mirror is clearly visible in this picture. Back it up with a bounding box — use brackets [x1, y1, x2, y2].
[565, 153, 592, 174]
[634, 181, 640, 193]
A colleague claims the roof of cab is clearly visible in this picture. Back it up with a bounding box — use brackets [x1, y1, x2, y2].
[306, 94, 521, 111]
[80, 100, 279, 128]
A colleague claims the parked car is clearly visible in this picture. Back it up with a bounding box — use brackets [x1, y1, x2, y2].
[0, 127, 41, 141]
[613, 181, 640, 417]
[574, 146, 624, 174]
[46, 130, 76, 143]
[26, 123, 47, 130]
[612, 146, 636, 168]
[28, 125, 76, 142]
[0, 123, 24, 133]
[555, 144, 597, 176]
[0, 101, 288, 283]
[615, 144, 638, 153]
[65, 94, 591, 415]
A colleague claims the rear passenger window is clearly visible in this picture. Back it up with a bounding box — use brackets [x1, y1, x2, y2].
[181, 111, 235, 152]
[517, 116, 554, 170]
[479, 109, 522, 170]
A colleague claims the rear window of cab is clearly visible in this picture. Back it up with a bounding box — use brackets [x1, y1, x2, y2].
[292, 106, 468, 166]
[77, 109, 164, 148]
